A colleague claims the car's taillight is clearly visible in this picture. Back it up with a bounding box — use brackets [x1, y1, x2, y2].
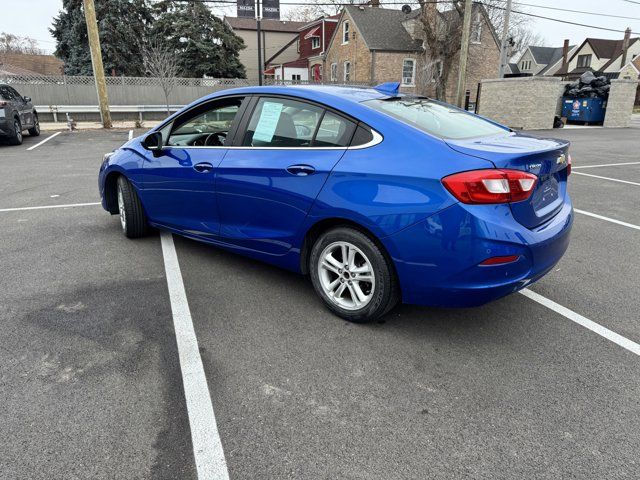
[442, 169, 538, 204]
[0, 101, 7, 107]
[567, 154, 572, 176]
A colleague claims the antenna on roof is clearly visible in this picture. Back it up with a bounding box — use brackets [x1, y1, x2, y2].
[402, 4, 412, 14]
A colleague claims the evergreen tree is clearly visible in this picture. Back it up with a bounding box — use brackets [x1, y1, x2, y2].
[150, 0, 246, 78]
[51, 0, 152, 76]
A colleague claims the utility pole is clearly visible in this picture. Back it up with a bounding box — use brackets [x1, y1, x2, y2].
[256, 0, 263, 86]
[455, 0, 473, 108]
[82, 0, 111, 128]
[498, 0, 513, 78]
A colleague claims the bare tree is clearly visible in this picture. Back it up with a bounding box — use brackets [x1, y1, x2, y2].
[416, 1, 466, 101]
[0, 32, 45, 55]
[142, 38, 180, 115]
[481, 1, 548, 59]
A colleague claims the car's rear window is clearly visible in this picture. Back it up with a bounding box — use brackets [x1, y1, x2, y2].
[362, 97, 507, 140]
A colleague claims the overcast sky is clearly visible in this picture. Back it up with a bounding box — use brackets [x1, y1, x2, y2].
[1, 0, 638, 56]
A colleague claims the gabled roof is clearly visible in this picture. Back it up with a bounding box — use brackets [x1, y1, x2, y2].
[507, 63, 520, 74]
[537, 45, 575, 75]
[224, 17, 306, 33]
[557, 37, 639, 74]
[529, 46, 563, 65]
[344, 5, 422, 52]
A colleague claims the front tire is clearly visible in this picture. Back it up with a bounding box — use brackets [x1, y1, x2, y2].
[8, 118, 23, 145]
[28, 114, 40, 136]
[309, 227, 399, 323]
[116, 176, 148, 238]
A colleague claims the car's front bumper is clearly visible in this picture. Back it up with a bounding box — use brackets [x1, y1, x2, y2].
[382, 197, 573, 307]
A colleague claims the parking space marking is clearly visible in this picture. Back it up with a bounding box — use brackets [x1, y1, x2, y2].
[160, 232, 230, 480]
[0, 202, 101, 213]
[521, 289, 640, 357]
[573, 161, 640, 169]
[575, 209, 640, 231]
[573, 171, 640, 186]
[26, 131, 61, 151]
[128, 130, 133, 140]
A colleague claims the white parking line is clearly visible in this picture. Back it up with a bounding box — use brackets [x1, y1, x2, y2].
[160, 232, 230, 480]
[26, 131, 61, 151]
[573, 161, 640, 169]
[573, 171, 640, 186]
[575, 209, 640, 231]
[128, 129, 133, 140]
[521, 289, 640, 356]
[0, 202, 100, 213]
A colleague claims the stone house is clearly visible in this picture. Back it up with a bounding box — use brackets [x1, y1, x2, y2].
[223, 17, 306, 83]
[322, 4, 500, 102]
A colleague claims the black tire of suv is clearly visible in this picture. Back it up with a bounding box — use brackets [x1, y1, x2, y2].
[117, 176, 149, 238]
[8, 118, 23, 145]
[28, 114, 40, 136]
[309, 227, 400, 323]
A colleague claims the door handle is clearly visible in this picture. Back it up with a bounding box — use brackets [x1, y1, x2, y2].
[286, 164, 315, 176]
[193, 162, 213, 173]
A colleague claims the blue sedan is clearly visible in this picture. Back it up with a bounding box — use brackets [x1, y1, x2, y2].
[99, 83, 572, 323]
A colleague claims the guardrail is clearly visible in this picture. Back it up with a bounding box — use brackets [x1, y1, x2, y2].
[35, 104, 184, 122]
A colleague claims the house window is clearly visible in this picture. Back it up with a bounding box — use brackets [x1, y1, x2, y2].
[577, 54, 592, 68]
[471, 12, 482, 43]
[521, 60, 531, 71]
[344, 61, 351, 82]
[291, 74, 302, 84]
[343, 21, 350, 44]
[330, 63, 337, 81]
[402, 59, 415, 86]
[311, 36, 320, 49]
[431, 60, 442, 82]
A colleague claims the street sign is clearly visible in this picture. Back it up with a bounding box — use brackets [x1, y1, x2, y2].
[237, 0, 255, 18]
[262, 0, 280, 19]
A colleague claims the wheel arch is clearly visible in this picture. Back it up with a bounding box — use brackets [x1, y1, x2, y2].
[103, 171, 122, 214]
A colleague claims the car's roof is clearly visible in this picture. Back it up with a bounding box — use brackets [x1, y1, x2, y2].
[200, 84, 389, 106]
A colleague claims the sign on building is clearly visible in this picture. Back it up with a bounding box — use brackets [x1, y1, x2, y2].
[237, 0, 255, 18]
[262, 0, 280, 19]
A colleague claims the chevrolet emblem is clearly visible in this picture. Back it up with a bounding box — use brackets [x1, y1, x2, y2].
[556, 154, 566, 164]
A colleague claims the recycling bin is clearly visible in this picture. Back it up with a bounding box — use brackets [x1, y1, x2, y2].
[561, 97, 606, 124]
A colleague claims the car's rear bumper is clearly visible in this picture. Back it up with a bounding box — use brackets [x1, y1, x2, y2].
[383, 197, 573, 307]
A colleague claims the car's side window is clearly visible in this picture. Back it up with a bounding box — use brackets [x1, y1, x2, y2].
[7, 87, 22, 101]
[242, 97, 324, 148]
[313, 112, 355, 147]
[350, 125, 374, 147]
[167, 97, 244, 147]
[0, 86, 17, 101]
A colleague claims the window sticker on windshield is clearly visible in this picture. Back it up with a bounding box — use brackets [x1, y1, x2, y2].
[253, 101, 283, 143]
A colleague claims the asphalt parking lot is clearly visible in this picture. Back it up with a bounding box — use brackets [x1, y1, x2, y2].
[1, 126, 639, 479]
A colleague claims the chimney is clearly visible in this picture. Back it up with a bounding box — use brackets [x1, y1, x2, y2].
[621, 27, 631, 67]
[370, 0, 380, 7]
[562, 39, 569, 67]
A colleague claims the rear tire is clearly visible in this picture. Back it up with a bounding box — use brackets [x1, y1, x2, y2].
[28, 114, 40, 136]
[8, 118, 23, 145]
[116, 176, 148, 238]
[309, 227, 399, 323]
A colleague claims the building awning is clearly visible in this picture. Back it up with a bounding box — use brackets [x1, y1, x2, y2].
[304, 26, 320, 39]
[263, 67, 276, 75]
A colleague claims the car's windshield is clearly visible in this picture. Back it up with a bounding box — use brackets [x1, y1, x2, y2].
[362, 97, 507, 140]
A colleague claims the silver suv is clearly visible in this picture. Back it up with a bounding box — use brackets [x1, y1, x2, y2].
[0, 84, 40, 145]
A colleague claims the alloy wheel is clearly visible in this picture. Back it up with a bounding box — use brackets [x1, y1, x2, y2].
[117, 185, 126, 231]
[15, 120, 22, 143]
[318, 241, 376, 310]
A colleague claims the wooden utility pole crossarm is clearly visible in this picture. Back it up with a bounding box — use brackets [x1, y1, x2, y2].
[83, 0, 112, 128]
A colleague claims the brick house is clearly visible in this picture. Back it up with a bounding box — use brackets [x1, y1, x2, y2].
[265, 15, 340, 82]
[323, 4, 500, 102]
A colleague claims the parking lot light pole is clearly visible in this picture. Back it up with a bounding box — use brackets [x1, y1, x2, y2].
[83, 0, 112, 129]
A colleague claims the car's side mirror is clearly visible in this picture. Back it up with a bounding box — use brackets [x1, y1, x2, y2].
[142, 132, 163, 153]
[23, 96, 31, 103]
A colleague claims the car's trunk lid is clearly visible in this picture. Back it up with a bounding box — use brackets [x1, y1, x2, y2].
[445, 132, 570, 229]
